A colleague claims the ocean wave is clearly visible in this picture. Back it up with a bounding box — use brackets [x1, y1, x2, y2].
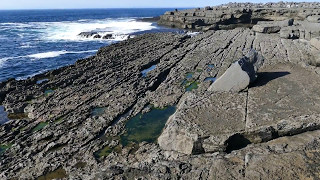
[16, 69, 49, 80]
[27, 50, 98, 59]
[27, 50, 69, 59]
[0, 56, 25, 67]
[0, 50, 98, 66]
[0, 18, 156, 42]
[0, 57, 9, 68]
[41, 18, 156, 41]
[20, 42, 34, 48]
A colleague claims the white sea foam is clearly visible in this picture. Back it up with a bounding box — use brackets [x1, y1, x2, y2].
[20, 42, 34, 48]
[0, 50, 98, 66]
[41, 18, 156, 41]
[0, 18, 156, 42]
[27, 50, 68, 59]
[16, 69, 49, 80]
[187, 32, 200, 37]
[27, 50, 98, 59]
[0, 56, 25, 67]
[0, 57, 9, 68]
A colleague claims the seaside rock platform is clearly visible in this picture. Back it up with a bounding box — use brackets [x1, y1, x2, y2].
[158, 2, 320, 31]
[1, 2, 320, 179]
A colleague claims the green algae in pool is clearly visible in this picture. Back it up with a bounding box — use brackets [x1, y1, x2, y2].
[94, 144, 122, 158]
[0, 144, 12, 155]
[181, 72, 195, 86]
[37, 168, 67, 180]
[120, 106, 176, 146]
[44, 89, 54, 96]
[32, 122, 48, 132]
[185, 81, 199, 91]
[91, 107, 106, 116]
[95, 146, 113, 158]
[186, 72, 194, 79]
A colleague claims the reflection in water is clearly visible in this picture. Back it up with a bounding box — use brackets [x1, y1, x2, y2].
[0, 106, 9, 125]
[141, 65, 157, 77]
[204, 77, 217, 83]
[36, 78, 49, 84]
[121, 106, 176, 146]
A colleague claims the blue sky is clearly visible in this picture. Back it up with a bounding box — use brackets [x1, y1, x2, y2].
[0, 0, 317, 9]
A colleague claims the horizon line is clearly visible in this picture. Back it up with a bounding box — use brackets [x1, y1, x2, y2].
[0, 7, 198, 11]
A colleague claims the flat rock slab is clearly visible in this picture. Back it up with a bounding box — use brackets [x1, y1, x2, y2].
[252, 24, 281, 34]
[243, 130, 320, 179]
[247, 63, 320, 141]
[311, 37, 320, 50]
[158, 91, 247, 154]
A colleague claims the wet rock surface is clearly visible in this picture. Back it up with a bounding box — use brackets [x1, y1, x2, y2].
[1, 2, 320, 179]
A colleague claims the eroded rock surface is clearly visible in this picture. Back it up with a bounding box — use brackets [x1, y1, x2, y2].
[158, 2, 320, 30]
[1, 2, 320, 180]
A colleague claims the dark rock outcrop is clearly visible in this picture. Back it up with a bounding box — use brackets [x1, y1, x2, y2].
[78, 32, 98, 38]
[102, 34, 114, 39]
[158, 2, 320, 31]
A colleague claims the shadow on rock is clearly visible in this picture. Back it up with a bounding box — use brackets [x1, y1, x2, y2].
[250, 71, 290, 87]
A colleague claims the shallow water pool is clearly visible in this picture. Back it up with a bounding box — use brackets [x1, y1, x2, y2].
[120, 106, 176, 146]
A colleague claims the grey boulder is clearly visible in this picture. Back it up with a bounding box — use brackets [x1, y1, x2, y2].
[252, 24, 281, 33]
[307, 15, 320, 23]
[208, 50, 263, 92]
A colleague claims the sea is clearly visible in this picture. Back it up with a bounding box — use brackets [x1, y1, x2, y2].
[0, 9, 184, 82]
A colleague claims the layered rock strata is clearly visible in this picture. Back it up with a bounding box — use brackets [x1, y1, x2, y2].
[158, 2, 320, 30]
[1, 3, 320, 179]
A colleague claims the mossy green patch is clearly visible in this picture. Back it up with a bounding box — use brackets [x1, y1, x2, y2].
[8, 113, 28, 120]
[185, 81, 199, 91]
[32, 122, 48, 132]
[37, 168, 67, 180]
[196, 68, 203, 72]
[44, 89, 54, 96]
[20, 126, 29, 132]
[74, 162, 87, 169]
[94, 146, 113, 158]
[181, 72, 200, 91]
[120, 106, 176, 146]
[0, 144, 12, 155]
[54, 117, 64, 123]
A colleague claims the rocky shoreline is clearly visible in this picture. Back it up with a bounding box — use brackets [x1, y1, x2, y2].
[1, 2, 320, 179]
